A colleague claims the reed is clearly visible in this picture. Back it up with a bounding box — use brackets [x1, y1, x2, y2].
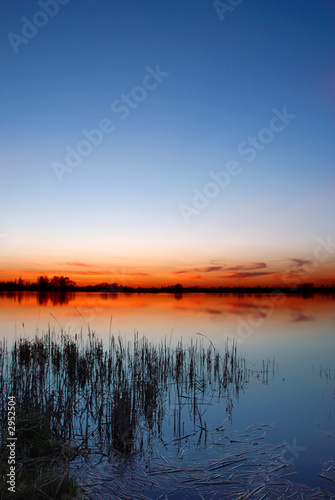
[0, 329, 272, 499]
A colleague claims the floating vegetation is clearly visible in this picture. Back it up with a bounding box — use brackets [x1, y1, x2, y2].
[0, 330, 334, 499]
[79, 425, 335, 499]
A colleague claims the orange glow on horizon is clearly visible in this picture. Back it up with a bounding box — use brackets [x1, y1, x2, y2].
[1, 265, 335, 288]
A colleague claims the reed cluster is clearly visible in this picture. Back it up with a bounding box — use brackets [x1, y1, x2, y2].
[0, 330, 271, 499]
[1, 331, 256, 453]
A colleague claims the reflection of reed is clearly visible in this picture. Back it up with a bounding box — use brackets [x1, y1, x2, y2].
[0, 330, 269, 456]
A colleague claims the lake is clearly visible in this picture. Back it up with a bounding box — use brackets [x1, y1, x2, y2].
[1, 291, 334, 498]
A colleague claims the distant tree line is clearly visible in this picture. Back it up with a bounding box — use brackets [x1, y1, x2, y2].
[0, 278, 334, 296]
[37, 275, 76, 289]
[0, 276, 76, 291]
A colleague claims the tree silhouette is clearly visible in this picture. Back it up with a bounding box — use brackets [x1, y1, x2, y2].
[37, 276, 49, 290]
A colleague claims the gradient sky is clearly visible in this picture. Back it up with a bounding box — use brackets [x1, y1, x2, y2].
[1, 0, 334, 287]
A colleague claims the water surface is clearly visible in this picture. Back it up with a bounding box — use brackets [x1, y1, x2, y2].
[1, 291, 334, 495]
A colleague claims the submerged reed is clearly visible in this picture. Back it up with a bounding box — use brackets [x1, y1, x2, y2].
[0, 330, 275, 499]
[1, 330, 265, 453]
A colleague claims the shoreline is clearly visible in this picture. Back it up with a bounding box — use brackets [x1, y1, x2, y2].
[0, 286, 334, 295]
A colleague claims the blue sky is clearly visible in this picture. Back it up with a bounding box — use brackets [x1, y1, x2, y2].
[0, 0, 334, 286]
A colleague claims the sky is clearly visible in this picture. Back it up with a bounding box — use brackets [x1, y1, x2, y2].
[0, 0, 334, 287]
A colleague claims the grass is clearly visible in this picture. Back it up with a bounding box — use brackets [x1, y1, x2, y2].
[0, 411, 82, 499]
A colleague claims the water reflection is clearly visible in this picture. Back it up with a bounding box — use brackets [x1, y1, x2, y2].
[1, 331, 270, 457]
[1, 292, 334, 349]
[0, 290, 76, 306]
[0, 293, 334, 496]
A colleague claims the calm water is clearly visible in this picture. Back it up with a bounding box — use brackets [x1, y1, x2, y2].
[1, 291, 335, 495]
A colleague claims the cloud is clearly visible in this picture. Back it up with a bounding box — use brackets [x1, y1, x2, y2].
[225, 271, 271, 279]
[227, 262, 267, 271]
[63, 262, 95, 267]
[173, 266, 222, 275]
[202, 266, 222, 272]
[290, 258, 313, 268]
[210, 259, 226, 266]
[71, 270, 112, 276]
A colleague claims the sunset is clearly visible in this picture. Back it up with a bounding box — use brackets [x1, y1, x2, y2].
[1, 252, 335, 288]
[1, 1, 335, 291]
[1, 1, 334, 498]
